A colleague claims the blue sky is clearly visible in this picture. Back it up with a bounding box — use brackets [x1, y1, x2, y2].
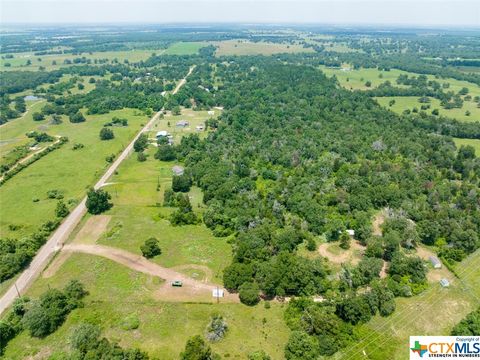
[1, 0, 479, 26]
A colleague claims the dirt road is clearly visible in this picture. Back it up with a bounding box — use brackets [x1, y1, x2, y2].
[0, 66, 195, 315]
[61, 244, 222, 291]
[0, 136, 62, 182]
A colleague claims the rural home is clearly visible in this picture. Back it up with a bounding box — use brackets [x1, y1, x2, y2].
[156, 130, 169, 138]
[440, 278, 450, 288]
[207, 110, 215, 116]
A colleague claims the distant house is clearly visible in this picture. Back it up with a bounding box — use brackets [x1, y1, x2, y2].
[172, 165, 184, 176]
[195, 124, 205, 132]
[440, 278, 450, 288]
[429, 256, 442, 269]
[207, 110, 215, 116]
[156, 130, 168, 138]
[346, 229, 355, 237]
[176, 120, 189, 127]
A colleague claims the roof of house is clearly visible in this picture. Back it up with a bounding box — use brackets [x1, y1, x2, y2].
[156, 130, 168, 137]
[172, 165, 184, 175]
[429, 256, 441, 265]
[176, 120, 189, 126]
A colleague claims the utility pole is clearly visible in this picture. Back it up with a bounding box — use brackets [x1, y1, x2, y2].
[14, 283, 20, 298]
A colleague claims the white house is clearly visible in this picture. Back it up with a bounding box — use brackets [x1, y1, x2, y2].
[156, 130, 168, 138]
[440, 278, 450, 288]
[207, 110, 215, 116]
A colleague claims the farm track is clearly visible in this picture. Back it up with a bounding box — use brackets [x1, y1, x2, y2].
[0, 66, 196, 315]
[0, 136, 62, 182]
[60, 243, 224, 292]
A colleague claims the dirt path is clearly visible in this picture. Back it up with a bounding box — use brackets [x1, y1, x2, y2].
[372, 211, 385, 236]
[0, 136, 61, 182]
[56, 243, 237, 302]
[0, 67, 196, 315]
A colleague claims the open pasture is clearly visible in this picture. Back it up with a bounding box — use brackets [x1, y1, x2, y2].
[376, 96, 480, 122]
[213, 40, 314, 56]
[2, 253, 290, 360]
[0, 108, 148, 238]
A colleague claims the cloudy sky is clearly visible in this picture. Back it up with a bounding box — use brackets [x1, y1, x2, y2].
[1, 0, 479, 26]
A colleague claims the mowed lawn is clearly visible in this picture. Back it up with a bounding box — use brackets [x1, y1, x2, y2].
[90, 108, 231, 282]
[376, 96, 480, 122]
[213, 40, 314, 56]
[0, 108, 148, 238]
[2, 253, 289, 360]
[336, 249, 480, 360]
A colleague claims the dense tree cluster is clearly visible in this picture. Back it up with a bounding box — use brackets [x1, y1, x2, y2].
[451, 307, 480, 336]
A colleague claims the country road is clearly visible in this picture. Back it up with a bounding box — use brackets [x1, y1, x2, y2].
[0, 66, 196, 315]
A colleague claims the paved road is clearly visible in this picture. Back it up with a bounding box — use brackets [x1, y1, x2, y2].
[0, 66, 195, 315]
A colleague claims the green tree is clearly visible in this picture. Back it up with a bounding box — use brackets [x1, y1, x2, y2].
[180, 335, 220, 360]
[85, 188, 112, 215]
[339, 231, 351, 250]
[32, 112, 44, 121]
[172, 174, 192, 192]
[284, 331, 318, 360]
[155, 145, 176, 161]
[99, 127, 114, 140]
[55, 200, 69, 218]
[134, 133, 149, 152]
[238, 282, 260, 306]
[140, 237, 161, 258]
[69, 111, 86, 123]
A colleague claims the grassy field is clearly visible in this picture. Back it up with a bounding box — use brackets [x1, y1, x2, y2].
[335, 248, 480, 360]
[213, 40, 314, 56]
[320, 66, 410, 90]
[453, 138, 480, 154]
[376, 96, 480, 122]
[321, 65, 480, 122]
[86, 108, 230, 282]
[0, 50, 157, 71]
[0, 108, 149, 238]
[2, 253, 289, 359]
[163, 42, 209, 55]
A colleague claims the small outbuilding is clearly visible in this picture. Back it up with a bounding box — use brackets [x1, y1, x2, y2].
[429, 256, 442, 269]
[195, 124, 205, 132]
[176, 120, 189, 127]
[207, 110, 215, 116]
[212, 288, 224, 298]
[172, 165, 184, 176]
[440, 278, 450, 288]
[346, 229, 355, 237]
